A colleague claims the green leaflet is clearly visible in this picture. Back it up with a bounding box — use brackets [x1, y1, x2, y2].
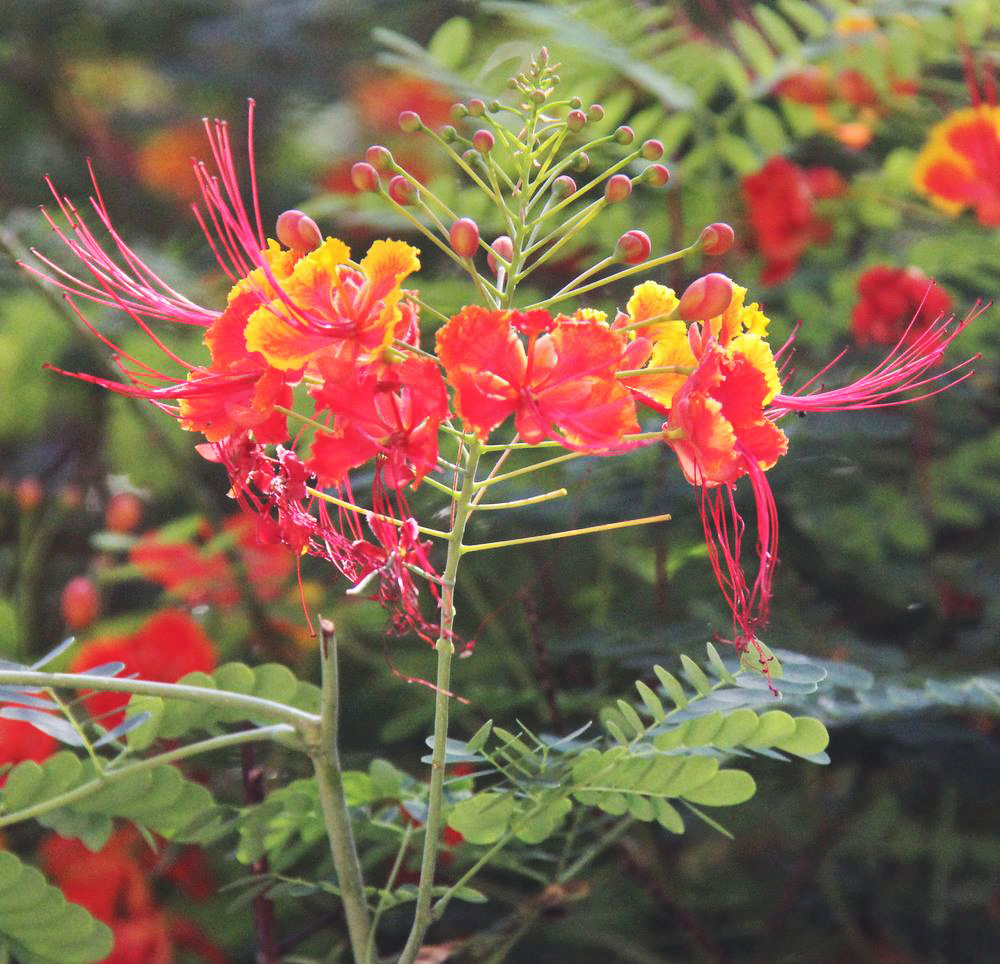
[125, 661, 319, 750]
[0, 754, 226, 846]
[0, 850, 112, 964]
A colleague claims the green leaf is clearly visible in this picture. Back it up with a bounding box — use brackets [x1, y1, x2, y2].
[428, 16, 473, 69]
[682, 769, 756, 807]
[717, 133, 762, 174]
[777, 0, 829, 37]
[740, 642, 783, 679]
[731, 20, 777, 78]
[465, 719, 493, 755]
[745, 711, 797, 748]
[635, 680, 666, 723]
[653, 798, 685, 833]
[680, 655, 713, 697]
[514, 798, 571, 844]
[775, 717, 830, 757]
[0, 850, 113, 963]
[616, 700, 646, 739]
[743, 103, 788, 156]
[653, 665, 688, 709]
[705, 642, 737, 684]
[447, 792, 516, 845]
[752, 4, 801, 54]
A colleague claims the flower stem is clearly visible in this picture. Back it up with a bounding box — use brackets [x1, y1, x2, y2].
[311, 619, 371, 964]
[396, 438, 483, 964]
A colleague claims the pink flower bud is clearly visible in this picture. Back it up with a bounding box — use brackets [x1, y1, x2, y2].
[350, 161, 380, 193]
[588, 104, 605, 122]
[275, 209, 323, 252]
[14, 477, 43, 511]
[605, 174, 633, 203]
[105, 491, 143, 533]
[642, 139, 664, 160]
[398, 110, 422, 133]
[451, 102, 469, 120]
[678, 273, 734, 321]
[467, 98, 487, 117]
[567, 109, 587, 132]
[615, 229, 651, 265]
[388, 175, 417, 206]
[553, 175, 577, 199]
[644, 164, 670, 187]
[699, 222, 735, 256]
[449, 218, 480, 259]
[488, 235, 514, 275]
[61, 576, 99, 630]
[365, 145, 393, 171]
[571, 152, 590, 172]
[614, 125, 635, 145]
[472, 129, 495, 154]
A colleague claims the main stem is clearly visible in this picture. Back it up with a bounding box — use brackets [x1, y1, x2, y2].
[397, 438, 483, 964]
[312, 619, 372, 964]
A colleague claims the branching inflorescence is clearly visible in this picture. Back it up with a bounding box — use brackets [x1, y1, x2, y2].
[23, 46, 983, 964]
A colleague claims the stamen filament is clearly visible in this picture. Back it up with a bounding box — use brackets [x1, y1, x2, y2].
[462, 513, 671, 552]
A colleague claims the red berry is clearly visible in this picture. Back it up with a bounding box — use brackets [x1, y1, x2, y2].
[678, 273, 734, 321]
[61, 576, 99, 630]
[487, 236, 514, 276]
[350, 162, 380, 193]
[605, 174, 633, 203]
[275, 210, 323, 252]
[105, 492, 143, 532]
[449, 218, 480, 259]
[699, 222, 736, 256]
[615, 230, 651, 265]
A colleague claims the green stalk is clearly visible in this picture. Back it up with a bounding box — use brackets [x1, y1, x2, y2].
[396, 438, 483, 964]
[310, 620, 371, 963]
[0, 670, 319, 734]
[0, 724, 294, 828]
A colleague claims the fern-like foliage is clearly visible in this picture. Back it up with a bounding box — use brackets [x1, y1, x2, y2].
[0, 850, 112, 964]
[124, 661, 320, 750]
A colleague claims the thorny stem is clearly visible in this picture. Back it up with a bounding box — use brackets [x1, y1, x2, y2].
[396, 438, 483, 964]
[311, 620, 372, 964]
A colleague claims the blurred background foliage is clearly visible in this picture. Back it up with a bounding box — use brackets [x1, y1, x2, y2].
[0, 0, 997, 961]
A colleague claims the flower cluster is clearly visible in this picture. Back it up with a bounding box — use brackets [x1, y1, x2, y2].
[29, 55, 979, 664]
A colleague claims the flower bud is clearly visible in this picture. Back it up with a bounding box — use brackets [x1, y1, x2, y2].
[587, 103, 605, 122]
[488, 235, 514, 276]
[604, 174, 633, 203]
[641, 139, 664, 160]
[105, 491, 143, 533]
[615, 229, 651, 265]
[398, 110, 422, 133]
[699, 222, 735, 256]
[350, 161, 380, 193]
[388, 175, 418, 206]
[552, 175, 577, 199]
[276, 209, 323, 252]
[451, 102, 469, 120]
[449, 218, 480, 259]
[567, 109, 587, 132]
[571, 152, 590, 172]
[678, 273, 734, 321]
[530, 89, 546, 105]
[467, 98, 486, 117]
[643, 164, 670, 187]
[61, 576, 99, 630]
[472, 129, 495, 154]
[365, 145, 393, 171]
[569, 96, 583, 109]
[14, 477, 43, 511]
[488, 99, 501, 113]
[438, 125, 458, 143]
[614, 125, 635, 145]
